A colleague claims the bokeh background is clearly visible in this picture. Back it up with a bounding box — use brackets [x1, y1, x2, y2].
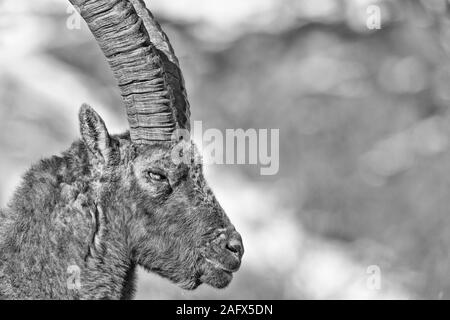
[2, 0, 450, 299]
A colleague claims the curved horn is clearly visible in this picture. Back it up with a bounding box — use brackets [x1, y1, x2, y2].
[69, 0, 190, 144]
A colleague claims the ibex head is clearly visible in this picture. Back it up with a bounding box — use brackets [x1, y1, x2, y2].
[72, 0, 243, 290]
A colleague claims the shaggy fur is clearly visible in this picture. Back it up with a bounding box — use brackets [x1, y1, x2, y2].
[0, 105, 243, 300]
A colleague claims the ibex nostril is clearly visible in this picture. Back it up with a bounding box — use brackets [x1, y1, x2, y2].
[226, 238, 243, 257]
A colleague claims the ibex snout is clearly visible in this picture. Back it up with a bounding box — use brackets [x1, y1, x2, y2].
[215, 229, 244, 272]
[200, 228, 244, 288]
[226, 232, 244, 258]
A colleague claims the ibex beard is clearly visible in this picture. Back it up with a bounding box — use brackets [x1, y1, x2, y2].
[0, 0, 244, 299]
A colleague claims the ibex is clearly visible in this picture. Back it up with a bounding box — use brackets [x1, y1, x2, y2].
[0, 0, 244, 299]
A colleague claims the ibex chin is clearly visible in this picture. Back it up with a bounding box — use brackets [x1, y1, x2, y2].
[0, 0, 244, 300]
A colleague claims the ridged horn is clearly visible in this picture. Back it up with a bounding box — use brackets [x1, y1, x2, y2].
[69, 0, 191, 144]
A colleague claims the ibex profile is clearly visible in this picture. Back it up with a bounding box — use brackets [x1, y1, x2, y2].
[0, 0, 244, 299]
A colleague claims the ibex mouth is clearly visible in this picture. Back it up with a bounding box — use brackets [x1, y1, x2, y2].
[198, 252, 242, 289]
[197, 229, 244, 288]
[199, 261, 234, 289]
[205, 257, 241, 273]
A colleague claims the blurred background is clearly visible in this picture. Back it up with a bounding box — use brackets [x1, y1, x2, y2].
[1, 0, 450, 299]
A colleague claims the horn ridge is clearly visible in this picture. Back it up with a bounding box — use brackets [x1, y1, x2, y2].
[69, 0, 191, 143]
[129, 0, 179, 66]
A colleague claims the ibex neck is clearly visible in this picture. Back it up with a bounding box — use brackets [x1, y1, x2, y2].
[0, 139, 135, 299]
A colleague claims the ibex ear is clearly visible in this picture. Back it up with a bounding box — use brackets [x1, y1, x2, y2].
[79, 104, 112, 163]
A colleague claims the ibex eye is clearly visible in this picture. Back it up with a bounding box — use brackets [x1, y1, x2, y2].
[147, 171, 166, 182]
